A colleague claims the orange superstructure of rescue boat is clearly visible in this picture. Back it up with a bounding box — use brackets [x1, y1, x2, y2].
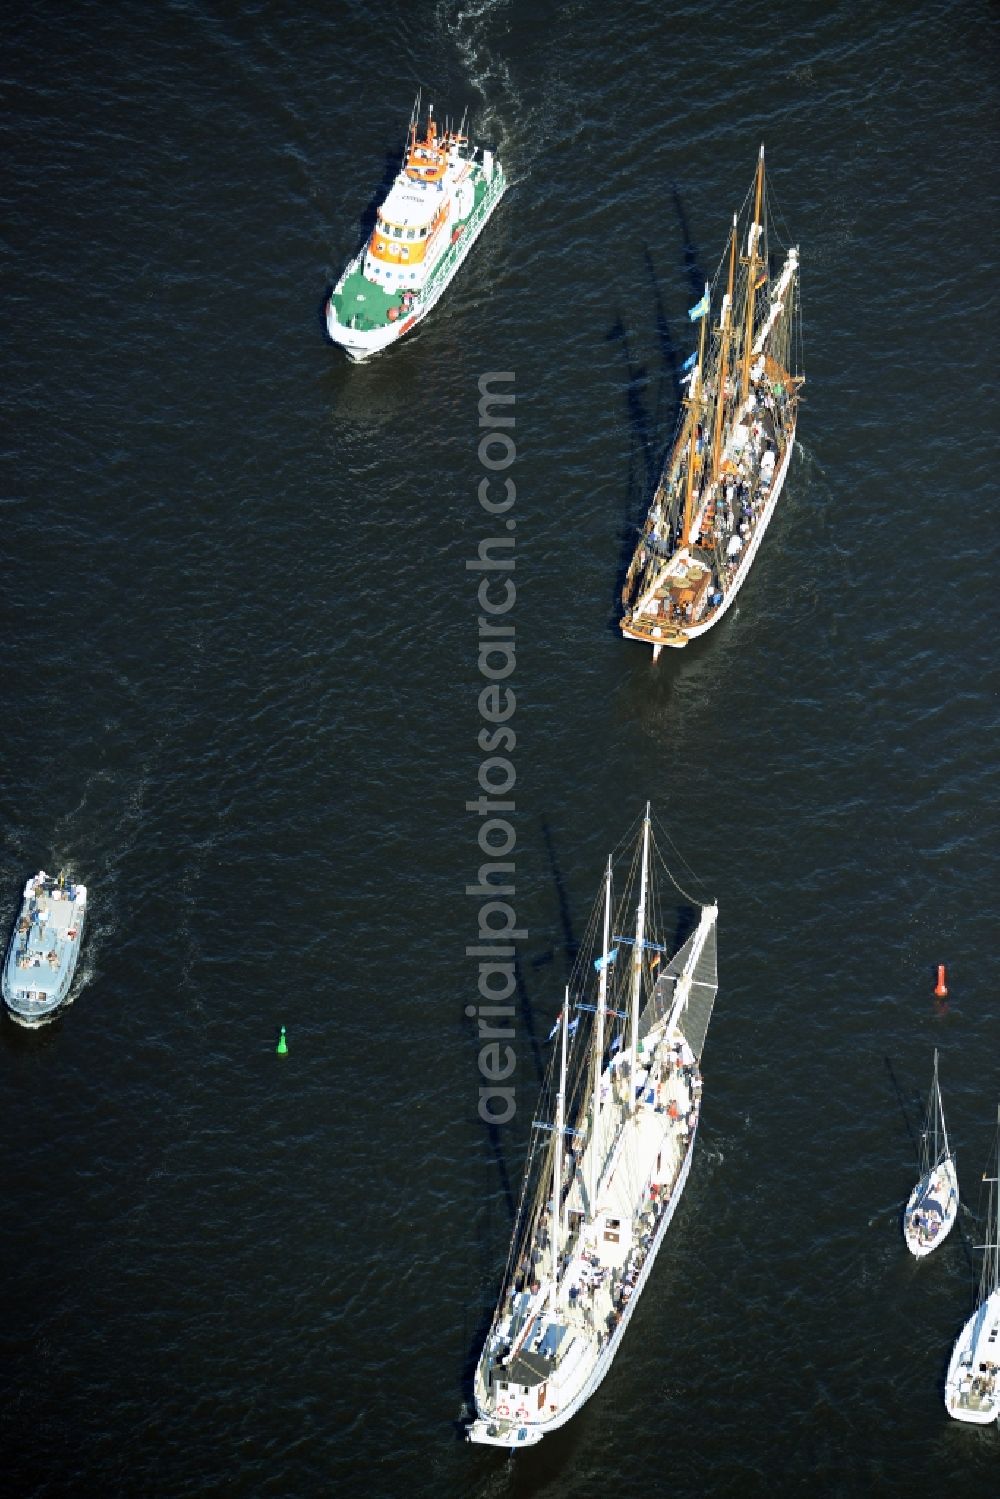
[327, 97, 505, 362]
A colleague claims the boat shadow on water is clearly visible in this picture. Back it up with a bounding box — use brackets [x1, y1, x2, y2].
[606, 183, 709, 627]
[458, 817, 589, 1429]
[320, 145, 400, 342]
[883, 1053, 923, 1162]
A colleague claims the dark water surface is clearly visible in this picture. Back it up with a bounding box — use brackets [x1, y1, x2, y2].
[3, 2, 998, 1495]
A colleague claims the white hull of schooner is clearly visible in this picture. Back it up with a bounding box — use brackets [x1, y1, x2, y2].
[469, 1117, 699, 1447]
[468, 823, 718, 1452]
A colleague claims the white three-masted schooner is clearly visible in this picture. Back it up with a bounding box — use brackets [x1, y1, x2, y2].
[467, 807, 718, 1448]
[621, 147, 803, 657]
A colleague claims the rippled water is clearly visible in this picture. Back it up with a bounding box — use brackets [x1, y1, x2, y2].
[2, 1, 998, 1495]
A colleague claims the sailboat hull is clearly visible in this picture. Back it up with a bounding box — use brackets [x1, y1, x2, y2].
[680, 414, 797, 644]
[903, 1156, 959, 1258]
[944, 1288, 1000, 1423]
[620, 402, 799, 655]
[469, 1117, 700, 1447]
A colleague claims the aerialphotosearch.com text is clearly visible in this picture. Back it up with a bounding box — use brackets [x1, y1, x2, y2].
[466, 372, 521, 1125]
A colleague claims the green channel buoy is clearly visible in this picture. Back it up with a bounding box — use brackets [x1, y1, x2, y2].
[276, 1025, 288, 1055]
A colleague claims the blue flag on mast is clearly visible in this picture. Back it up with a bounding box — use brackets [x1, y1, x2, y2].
[688, 292, 710, 321]
[547, 1012, 580, 1041]
[593, 948, 620, 973]
[681, 351, 698, 372]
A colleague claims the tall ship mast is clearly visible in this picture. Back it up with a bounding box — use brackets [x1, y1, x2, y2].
[326, 95, 505, 362]
[621, 148, 803, 657]
[467, 808, 719, 1448]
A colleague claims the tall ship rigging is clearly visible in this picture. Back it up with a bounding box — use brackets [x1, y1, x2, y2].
[326, 97, 505, 362]
[467, 807, 719, 1448]
[621, 147, 803, 657]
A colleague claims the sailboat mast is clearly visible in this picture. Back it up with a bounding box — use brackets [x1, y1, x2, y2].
[629, 806, 651, 1111]
[710, 216, 738, 486]
[549, 991, 569, 1312]
[739, 145, 766, 404]
[682, 290, 710, 547]
[934, 1048, 952, 1162]
[995, 1105, 1000, 1292]
[589, 858, 612, 1217]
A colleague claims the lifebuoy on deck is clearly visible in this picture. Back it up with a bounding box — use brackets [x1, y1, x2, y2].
[497, 1403, 510, 1418]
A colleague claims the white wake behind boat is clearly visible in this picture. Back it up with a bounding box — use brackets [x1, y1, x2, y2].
[3, 870, 87, 1023]
[944, 1108, 1000, 1425]
[903, 1049, 959, 1258]
[467, 806, 718, 1448]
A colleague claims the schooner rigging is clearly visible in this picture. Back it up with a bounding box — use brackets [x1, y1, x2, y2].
[621, 147, 804, 657]
[467, 807, 719, 1448]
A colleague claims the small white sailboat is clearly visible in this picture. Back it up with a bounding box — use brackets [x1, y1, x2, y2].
[944, 1108, 1000, 1424]
[903, 1049, 959, 1257]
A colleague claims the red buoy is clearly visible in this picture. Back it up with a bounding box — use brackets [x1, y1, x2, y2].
[934, 964, 948, 999]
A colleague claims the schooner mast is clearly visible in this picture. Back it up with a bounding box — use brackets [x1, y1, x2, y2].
[588, 858, 612, 1219]
[710, 215, 739, 487]
[682, 289, 711, 550]
[628, 804, 651, 1110]
[739, 145, 766, 404]
[549, 990, 569, 1312]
